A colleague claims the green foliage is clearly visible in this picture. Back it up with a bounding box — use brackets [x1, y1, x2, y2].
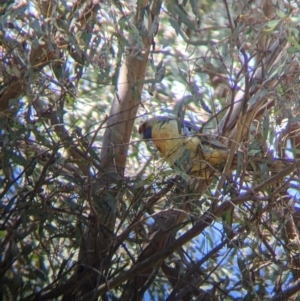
[1, 0, 300, 301]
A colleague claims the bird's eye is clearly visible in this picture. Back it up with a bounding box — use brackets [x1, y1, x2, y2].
[138, 123, 152, 139]
[138, 123, 145, 134]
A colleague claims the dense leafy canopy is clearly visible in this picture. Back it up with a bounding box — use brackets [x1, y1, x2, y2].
[1, 0, 300, 300]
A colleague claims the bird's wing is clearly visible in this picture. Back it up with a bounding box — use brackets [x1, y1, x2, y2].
[182, 135, 230, 178]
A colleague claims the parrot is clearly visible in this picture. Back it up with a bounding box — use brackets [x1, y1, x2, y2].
[138, 116, 233, 179]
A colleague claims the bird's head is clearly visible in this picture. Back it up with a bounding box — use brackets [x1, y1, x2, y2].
[138, 116, 201, 164]
[139, 116, 199, 139]
[138, 119, 153, 139]
[138, 116, 183, 159]
[138, 116, 173, 140]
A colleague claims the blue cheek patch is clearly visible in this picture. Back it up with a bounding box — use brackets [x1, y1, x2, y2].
[144, 127, 152, 139]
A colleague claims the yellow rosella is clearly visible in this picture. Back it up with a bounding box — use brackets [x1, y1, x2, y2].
[138, 116, 232, 179]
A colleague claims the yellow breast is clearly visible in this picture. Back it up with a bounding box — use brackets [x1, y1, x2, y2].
[151, 122, 184, 161]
